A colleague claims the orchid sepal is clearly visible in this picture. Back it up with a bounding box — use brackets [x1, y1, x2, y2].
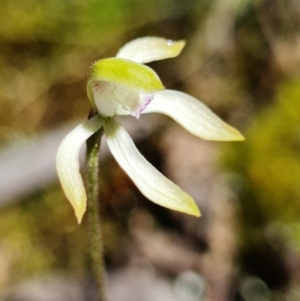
[56, 114, 104, 224]
[143, 90, 245, 141]
[104, 118, 200, 217]
[116, 36, 186, 64]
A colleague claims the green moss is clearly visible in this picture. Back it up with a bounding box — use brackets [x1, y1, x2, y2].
[223, 77, 300, 247]
[0, 184, 124, 287]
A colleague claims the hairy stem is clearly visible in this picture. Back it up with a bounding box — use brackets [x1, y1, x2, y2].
[86, 125, 107, 301]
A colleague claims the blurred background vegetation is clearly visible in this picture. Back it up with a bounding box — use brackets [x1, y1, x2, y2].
[1, 0, 300, 300]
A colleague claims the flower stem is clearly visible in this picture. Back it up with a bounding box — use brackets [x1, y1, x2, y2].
[86, 123, 107, 301]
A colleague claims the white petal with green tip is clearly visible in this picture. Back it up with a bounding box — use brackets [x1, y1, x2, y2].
[116, 37, 186, 64]
[104, 118, 200, 217]
[56, 114, 104, 224]
[142, 90, 245, 141]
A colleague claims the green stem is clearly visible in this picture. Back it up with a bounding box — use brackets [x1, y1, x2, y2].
[86, 125, 107, 301]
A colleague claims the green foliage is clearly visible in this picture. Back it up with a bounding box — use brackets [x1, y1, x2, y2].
[0, 184, 123, 288]
[224, 77, 300, 246]
[0, 187, 86, 285]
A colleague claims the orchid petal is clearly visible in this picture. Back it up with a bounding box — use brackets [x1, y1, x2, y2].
[116, 37, 186, 64]
[56, 114, 104, 223]
[104, 118, 200, 217]
[87, 58, 164, 117]
[142, 90, 245, 141]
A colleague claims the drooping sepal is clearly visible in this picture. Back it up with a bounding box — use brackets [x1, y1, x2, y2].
[104, 118, 200, 217]
[56, 114, 104, 223]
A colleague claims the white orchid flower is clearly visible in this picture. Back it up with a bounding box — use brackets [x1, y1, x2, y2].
[56, 37, 244, 224]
